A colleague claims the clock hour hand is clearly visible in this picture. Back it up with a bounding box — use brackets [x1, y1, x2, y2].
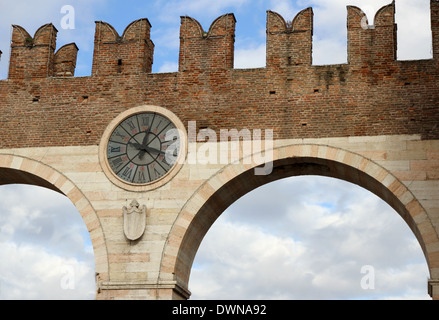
[144, 146, 165, 155]
[128, 142, 147, 159]
[129, 142, 143, 150]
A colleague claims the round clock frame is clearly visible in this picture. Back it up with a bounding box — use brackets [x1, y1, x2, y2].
[99, 105, 187, 192]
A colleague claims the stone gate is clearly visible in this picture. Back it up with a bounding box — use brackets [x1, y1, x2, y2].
[0, 1, 438, 300]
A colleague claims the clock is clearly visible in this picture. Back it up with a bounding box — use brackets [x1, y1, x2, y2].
[100, 106, 186, 191]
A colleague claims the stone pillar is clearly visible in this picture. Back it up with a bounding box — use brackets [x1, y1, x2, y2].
[429, 279, 439, 300]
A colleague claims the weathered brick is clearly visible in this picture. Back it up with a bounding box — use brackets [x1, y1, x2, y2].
[0, 2, 437, 149]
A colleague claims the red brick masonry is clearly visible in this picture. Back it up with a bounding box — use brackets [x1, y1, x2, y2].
[0, 1, 438, 149]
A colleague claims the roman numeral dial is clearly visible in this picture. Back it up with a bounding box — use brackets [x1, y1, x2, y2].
[106, 112, 181, 185]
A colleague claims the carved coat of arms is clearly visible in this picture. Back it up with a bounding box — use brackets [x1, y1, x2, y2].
[123, 200, 147, 241]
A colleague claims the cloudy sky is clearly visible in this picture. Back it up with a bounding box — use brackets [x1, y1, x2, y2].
[0, 185, 95, 299]
[190, 176, 430, 300]
[0, 0, 434, 300]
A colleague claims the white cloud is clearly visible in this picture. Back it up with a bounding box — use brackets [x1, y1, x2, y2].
[0, 185, 95, 300]
[189, 176, 430, 300]
[396, 0, 432, 60]
[157, 0, 251, 23]
[234, 43, 266, 69]
[0, 242, 95, 300]
[190, 220, 308, 300]
[158, 61, 179, 73]
[152, 26, 181, 51]
[313, 38, 348, 65]
[269, 0, 301, 20]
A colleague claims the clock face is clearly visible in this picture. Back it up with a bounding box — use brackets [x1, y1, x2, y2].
[106, 112, 180, 185]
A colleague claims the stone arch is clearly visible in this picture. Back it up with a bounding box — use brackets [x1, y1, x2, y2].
[0, 154, 109, 292]
[160, 144, 439, 297]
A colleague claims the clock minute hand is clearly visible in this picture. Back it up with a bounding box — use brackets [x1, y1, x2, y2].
[142, 125, 152, 146]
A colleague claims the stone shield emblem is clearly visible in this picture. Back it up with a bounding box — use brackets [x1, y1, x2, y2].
[123, 200, 147, 241]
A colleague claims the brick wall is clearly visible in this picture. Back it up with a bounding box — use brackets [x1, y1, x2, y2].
[267, 8, 313, 67]
[92, 18, 154, 76]
[8, 24, 58, 79]
[433, 0, 439, 59]
[179, 13, 235, 71]
[347, 3, 397, 65]
[0, 1, 438, 149]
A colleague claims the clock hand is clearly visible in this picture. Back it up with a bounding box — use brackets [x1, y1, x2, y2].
[128, 142, 164, 159]
[128, 142, 143, 149]
[128, 142, 147, 160]
[144, 146, 165, 155]
[139, 150, 146, 160]
[142, 125, 152, 146]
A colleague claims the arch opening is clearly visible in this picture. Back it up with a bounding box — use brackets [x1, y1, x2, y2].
[162, 146, 437, 300]
[0, 155, 108, 299]
[0, 184, 96, 299]
[189, 175, 430, 300]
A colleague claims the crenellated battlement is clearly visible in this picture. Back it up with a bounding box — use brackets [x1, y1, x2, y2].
[92, 18, 154, 76]
[2, 0, 439, 79]
[8, 23, 79, 79]
[347, 2, 397, 65]
[179, 13, 236, 71]
[267, 7, 313, 67]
